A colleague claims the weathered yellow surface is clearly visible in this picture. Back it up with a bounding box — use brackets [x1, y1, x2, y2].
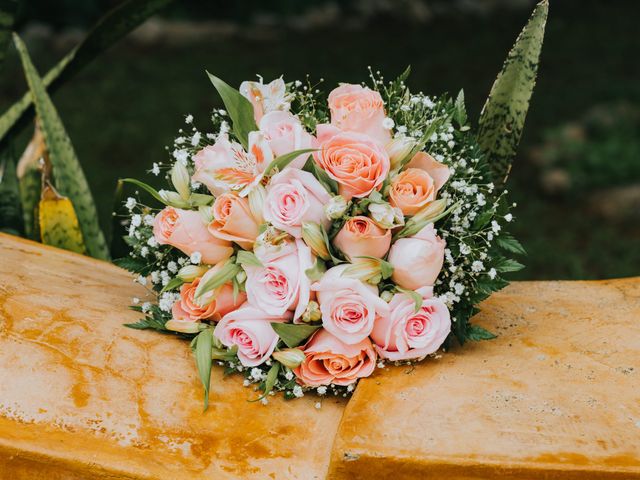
[328, 278, 640, 479]
[2, 233, 639, 479]
[0, 234, 345, 479]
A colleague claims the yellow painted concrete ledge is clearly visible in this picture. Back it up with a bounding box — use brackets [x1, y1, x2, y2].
[0, 233, 639, 479]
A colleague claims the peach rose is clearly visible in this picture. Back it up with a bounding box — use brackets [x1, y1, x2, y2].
[263, 168, 331, 238]
[371, 287, 451, 361]
[387, 224, 445, 290]
[294, 329, 376, 387]
[312, 264, 389, 344]
[244, 239, 314, 322]
[333, 216, 391, 261]
[214, 303, 291, 367]
[259, 111, 316, 169]
[171, 275, 245, 322]
[153, 207, 233, 265]
[405, 151, 450, 190]
[315, 130, 390, 200]
[389, 168, 436, 216]
[327, 83, 391, 144]
[208, 193, 260, 250]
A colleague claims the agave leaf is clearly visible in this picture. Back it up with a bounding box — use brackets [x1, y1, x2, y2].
[0, 0, 175, 143]
[0, 140, 23, 235]
[38, 182, 87, 254]
[14, 34, 109, 259]
[0, 0, 17, 73]
[477, 0, 548, 185]
[206, 72, 258, 149]
[16, 125, 47, 239]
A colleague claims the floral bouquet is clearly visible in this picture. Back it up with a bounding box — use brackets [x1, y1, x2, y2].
[119, 2, 546, 407]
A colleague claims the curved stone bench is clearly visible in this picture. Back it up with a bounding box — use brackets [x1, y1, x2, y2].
[0, 233, 638, 479]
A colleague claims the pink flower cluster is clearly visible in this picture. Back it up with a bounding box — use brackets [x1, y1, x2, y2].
[152, 80, 452, 388]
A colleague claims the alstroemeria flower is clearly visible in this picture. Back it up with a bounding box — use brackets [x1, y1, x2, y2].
[240, 77, 291, 123]
[192, 132, 273, 197]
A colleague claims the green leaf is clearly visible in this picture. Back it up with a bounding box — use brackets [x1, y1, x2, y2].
[0, 140, 23, 235]
[122, 178, 167, 205]
[494, 257, 525, 273]
[0, 0, 17, 73]
[397, 114, 452, 171]
[397, 65, 411, 83]
[264, 148, 316, 176]
[236, 250, 263, 267]
[249, 362, 280, 403]
[270, 323, 320, 348]
[194, 328, 214, 411]
[13, 34, 109, 260]
[206, 72, 258, 149]
[16, 126, 45, 239]
[113, 256, 147, 273]
[495, 234, 526, 255]
[124, 311, 168, 332]
[194, 261, 241, 302]
[161, 276, 184, 293]
[303, 156, 338, 194]
[477, 0, 548, 185]
[396, 287, 423, 313]
[472, 208, 494, 231]
[305, 258, 326, 282]
[467, 324, 497, 341]
[0, 0, 175, 144]
[453, 89, 468, 127]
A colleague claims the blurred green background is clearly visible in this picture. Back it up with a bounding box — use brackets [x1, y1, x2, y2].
[1, 0, 638, 280]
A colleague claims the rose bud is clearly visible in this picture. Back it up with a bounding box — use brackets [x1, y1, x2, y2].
[300, 300, 322, 323]
[386, 136, 416, 170]
[248, 184, 266, 223]
[368, 202, 404, 229]
[273, 348, 307, 369]
[177, 264, 210, 282]
[388, 224, 445, 290]
[302, 222, 331, 260]
[324, 195, 349, 220]
[171, 161, 191, 201]
[165, 319, 202, 334]
[333, 216, 391, 261]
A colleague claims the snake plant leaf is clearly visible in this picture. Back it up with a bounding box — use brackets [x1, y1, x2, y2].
[0, 0, 175, 143]
[14, 34, 109, 260]
[0, 140, 23, 235]
[0, 0, 17, 73]
[477, 0, 548, 186]
[16, 125, 47, 239]
[206, 72, 258, 150]
[38, 182, 87, 255]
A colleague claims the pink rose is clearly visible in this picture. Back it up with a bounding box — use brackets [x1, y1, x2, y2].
[214, 303, 291, 367]
[263, 168, 331, 238]
[327, 83, 391, 144]
[153, 207, 233, 265]
[333, 216, 391, 261]
[171, 275, 245, 322]
[244, 239, 314, 322]
[387, 224, 445, 290]
[371, 287, 450, 360]
[294, 329, 376, 387]
[312, 264, 389, 344]
[259, 111, 316, 169]
[192, 133, 272, 196]
[208, 192, 260, 250]
[315, 130, 390, 200]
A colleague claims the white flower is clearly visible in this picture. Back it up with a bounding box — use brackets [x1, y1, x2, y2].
[471, 260, 484, 272]
[317, 386, 327, 395]
[284, 370, 294, 381]
[368, 202, 404, 229]
[190, 252, 202, 264]
[382, 117, 395, 130]
[135, 275, 147, 286]
[167, 261, 178, 273]
[191, 131, 201, 146]
[143, 214, 155, 226]
[147, 236, 158, 248]
[324, 195, 348, 220]
[292, 385, 304, 398]
[491, 220, 501, 234]
[140, 246, 149, 257]
[151, 162, 161, 176]
[315, 402, 322, 409]
[504, 213, 513, 222]
[250, 368, 265, 381]
[185, 114, 193, 124]
[125, 197, 136, 211]
[173, 149, 189, 165]
[476, 193, 486, 206]
[347, 384, 355, 392]
[488, 268, 497, 279]
[141, 302, 152, 313]
[132, 297, 140, 304]
[131, 214, 142, 227]
[150, 271, 160, 284]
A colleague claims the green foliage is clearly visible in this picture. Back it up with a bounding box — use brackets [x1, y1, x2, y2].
[477, 0, 548, 185]
[270, 323, 320, 348]
[0, 0, 176, 144]
[0, 0, 17, 72]
[124, 304, 169, 331]
[264, 148, 315, 176]
[193, 328, 214, 411]
[206, 72, 258, 149]
[466, 324, 497, 341]
[13, 34, 109, 259]
[236, 250, 263, 268]
[249, 362, 280, 402]
[0, 141, 22, 235]
[302, 156, 338, 194]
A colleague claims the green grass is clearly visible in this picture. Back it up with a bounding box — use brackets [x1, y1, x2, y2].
[1, 0, 639, 279]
